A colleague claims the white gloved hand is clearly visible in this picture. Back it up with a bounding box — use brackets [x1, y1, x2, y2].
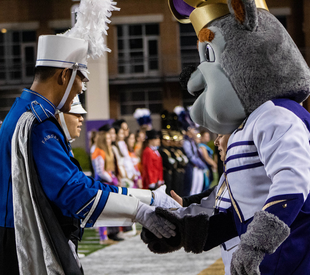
[134, 201, 176, 239]
[152, 185, 182, 209]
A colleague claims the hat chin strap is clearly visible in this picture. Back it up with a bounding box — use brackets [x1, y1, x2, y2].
[57, 66, 78, 111]
[59, 112, 72, 142]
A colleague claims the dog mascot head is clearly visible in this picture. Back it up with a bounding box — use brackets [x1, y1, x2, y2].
[171, 0, 310, 134]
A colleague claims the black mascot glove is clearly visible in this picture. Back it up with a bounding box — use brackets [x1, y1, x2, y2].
[141, 207, 209, 254]
[230, 211, 290, 275]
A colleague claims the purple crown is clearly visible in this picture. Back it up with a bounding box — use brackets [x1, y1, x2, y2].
[173, 0, 194, 18]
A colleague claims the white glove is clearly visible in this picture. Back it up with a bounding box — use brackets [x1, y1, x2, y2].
[134, 201, 176, 239]
[152, 185, 182, 209]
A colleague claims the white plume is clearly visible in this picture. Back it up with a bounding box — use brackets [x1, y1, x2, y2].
[61, 0, 120, 59]
[173, 106, 185, 116]
[133, 108, 151, 119]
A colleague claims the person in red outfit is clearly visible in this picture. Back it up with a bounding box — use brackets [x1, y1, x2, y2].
[141, 130, 164, 190]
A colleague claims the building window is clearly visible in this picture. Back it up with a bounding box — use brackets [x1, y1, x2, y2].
[179, 23, 200, 69]
[0, 30, 36, 84]
[117, 23, 160, 76]
[120, 88, 162, 115]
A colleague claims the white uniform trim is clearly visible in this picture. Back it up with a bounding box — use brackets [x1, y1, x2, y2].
[57, 67, 78, 110]
[95, 192, 139, 227]
[80, 190, 102, 228]
[59, 112, 72, 141]
[127, 188, 152, 205]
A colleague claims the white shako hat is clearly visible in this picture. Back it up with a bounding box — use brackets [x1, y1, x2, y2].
[35, 0, 120, 111]
[58, 94, 87, 142]
[35, 35, 89, 111]
[36, 35, 89, 82]
[70, 94, 87, 114]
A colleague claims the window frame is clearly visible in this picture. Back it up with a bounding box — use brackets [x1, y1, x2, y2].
[0, 29, 37, 85]
[116, 23, 161, 78]
[119, 88, 163, 116]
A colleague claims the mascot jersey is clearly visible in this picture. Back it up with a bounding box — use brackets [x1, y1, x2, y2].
[225, 99, 310, 273]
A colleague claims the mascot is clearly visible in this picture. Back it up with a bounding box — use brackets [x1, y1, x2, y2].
[141, 0, 310, 274]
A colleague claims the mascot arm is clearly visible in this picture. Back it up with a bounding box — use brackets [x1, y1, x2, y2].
[231, 106, 307, 274]
[183, 186, 216, 207]
[203, 207, 238, 251]
[231, 211, 290, 275]
[253, 105, 310, 226]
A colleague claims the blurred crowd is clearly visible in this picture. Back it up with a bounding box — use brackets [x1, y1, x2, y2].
[87, 107, 222, 244]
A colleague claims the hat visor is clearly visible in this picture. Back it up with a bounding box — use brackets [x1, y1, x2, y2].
[79, 68, 89, 82]
[69, 105, 87, 114]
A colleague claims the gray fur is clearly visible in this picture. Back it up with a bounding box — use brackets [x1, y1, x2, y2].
[230, 247, 264, 275]
[230, 211, 290, 275]
[241, 210, 290, 254]
[210, 8, 310, 116]
[228, 0, 258, 31]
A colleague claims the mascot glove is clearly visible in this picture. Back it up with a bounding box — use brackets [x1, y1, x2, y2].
[133, 201, 176, 239]
[152, 185, 182, 209]
[141, 207, 209, 254]
[231, 211, 290, 275]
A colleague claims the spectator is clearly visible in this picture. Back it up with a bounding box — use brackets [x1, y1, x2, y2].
[92, 131, 118, 185]
[112, 125, 133, 187]
[141, 129, 164, 190]
[198, 130, 217, 190]
[158, 130, 176, 195]
[92, 131, 122, 243]
[125, 132, 143, 189]
[183, 126, 207, 196]
[134, 129, 146, 158]
[89, 130, 98, 154]
[113, 119, 130, 138]
[169, 131, 188, 197]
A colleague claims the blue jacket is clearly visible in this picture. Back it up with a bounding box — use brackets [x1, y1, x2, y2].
[0, 89, 127, 229]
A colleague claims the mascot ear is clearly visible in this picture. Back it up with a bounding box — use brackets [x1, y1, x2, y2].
[228, 0, 258, 31]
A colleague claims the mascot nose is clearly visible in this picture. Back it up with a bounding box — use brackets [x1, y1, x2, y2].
[180, 66, 206, 97]
[179, 65, 196, 91]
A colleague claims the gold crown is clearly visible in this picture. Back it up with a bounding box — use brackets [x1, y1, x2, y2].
[168, 0, 268, 36]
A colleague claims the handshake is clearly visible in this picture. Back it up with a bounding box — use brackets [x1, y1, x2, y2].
[140, 207, 210, 254]
[134, 185, 210, 254]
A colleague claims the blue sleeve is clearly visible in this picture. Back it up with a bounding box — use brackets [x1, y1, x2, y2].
[31, 120, 121, 227]
[183, 140, 207, 169]
[263, 194, 305, 227]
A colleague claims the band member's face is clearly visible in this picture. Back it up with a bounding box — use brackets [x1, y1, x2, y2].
[214, 134, 230, 161]
[64, 113, 84, 139]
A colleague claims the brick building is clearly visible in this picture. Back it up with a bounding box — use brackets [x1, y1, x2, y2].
[0, 0, 309, 149]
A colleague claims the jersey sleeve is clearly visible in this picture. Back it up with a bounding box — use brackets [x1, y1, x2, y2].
[253, 106, 310, 226]
[31, 120, 121, 228]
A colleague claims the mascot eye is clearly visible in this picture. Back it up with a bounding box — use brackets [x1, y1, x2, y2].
[205, 44, 215, 62]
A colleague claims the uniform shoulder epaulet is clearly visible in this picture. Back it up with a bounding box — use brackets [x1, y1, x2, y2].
[30, 101, 51, 123]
